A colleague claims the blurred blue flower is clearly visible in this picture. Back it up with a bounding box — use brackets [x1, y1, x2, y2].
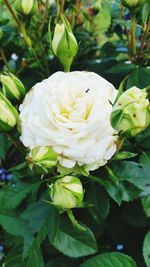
[124, 13, 130, 20]
[116, 244, 124, 251]
[0, 168, 12, 181]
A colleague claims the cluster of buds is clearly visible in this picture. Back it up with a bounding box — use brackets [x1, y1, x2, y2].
[0, 73, 25, 133]
[15, 0, 38, 16]
[110, 86, 150, 137]
[48, 176, 84, 210]
[26, 148, 84, 210]
[52, 16, 78, 72]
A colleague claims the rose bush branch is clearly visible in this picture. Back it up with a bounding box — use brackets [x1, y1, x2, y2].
[3, 0, 47, 74]
[3, 0, 32, 47]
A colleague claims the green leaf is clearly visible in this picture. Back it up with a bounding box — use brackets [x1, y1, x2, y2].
[23, 208, 56, 259]
[86, 183, 110, 224]
[127, 67, 150, 89]
[136, 127, 150, 149]
[110, 161, 150, 192]
[48, 214, 97, 258]
[0, 214, 27, 236]
[114, 75, 129, 104]
[21, 201, 50, 232]
[142, 3, 150, 25]
[142, 195, 150, 217]
[113, 151, 137, 161]
[104, 180, 141, 205]
[26, 242, 44, 267]
[139, 151, 150, 166]
[0, 181, 41, 210]
[108, 63, 136, 74]
[79, 252, 137, 267]
[143, 231, 150, 267]
[5, 243, 26, 267]
[89, 175, 141, 205]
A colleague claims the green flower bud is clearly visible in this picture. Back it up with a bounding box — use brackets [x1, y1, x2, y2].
[93, 1, 101, 15]
[0, 92, 18, 132]
[16, 0, 38, 16]
[52, 16, 78, 72]
[1, 73, 26, 102]
[49, 176, 84, 210]
[110, 86, 150, 136]
[122, 0, 146, 10]
[27, 146, 57, 171]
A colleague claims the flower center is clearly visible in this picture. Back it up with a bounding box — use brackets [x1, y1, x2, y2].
[58, 90, 94, 122]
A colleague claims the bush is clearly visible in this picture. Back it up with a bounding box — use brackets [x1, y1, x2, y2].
[0, 0, 150, 266]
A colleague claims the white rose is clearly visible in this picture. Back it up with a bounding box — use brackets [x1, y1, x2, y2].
[19, 71, 118, 171]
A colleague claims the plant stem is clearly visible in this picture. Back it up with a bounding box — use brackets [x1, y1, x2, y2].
[56, 0, 60, 17]
[3, 0, 21, 26]
[3, 0, 47, 74]
[67, 210, 86, 231]
[64, 65, 71, 72]
[40, 0, 49, 34]
[59, 0, 65, 16]
[3, 0, 32, 47]
[0, 47, 12, 71]
[138, 18, 150, 63]
[130, 13, 136, 62]
[20, 24, 32, 47]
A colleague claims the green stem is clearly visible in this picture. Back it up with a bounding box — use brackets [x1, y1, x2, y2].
[56, 0, 60, 17]
[20, 24, 32, 47]
[3, 0, 46, 74]
[67, 210, 86, 231]
[59, 0, 65, 16]
[3, 0, 32, 47]
[0, 47, 13, 71]
[138, 18, 150, 62]
[130, 13, 136, 62]
[40, 0, 49, 34]
[3, 0, 21, 26]
[64, 64, 71, 72]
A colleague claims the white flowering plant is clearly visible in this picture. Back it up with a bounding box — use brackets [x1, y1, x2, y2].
[0, 0, 150, 266]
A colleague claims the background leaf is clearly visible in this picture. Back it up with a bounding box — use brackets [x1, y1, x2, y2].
[143, 231, 150, 267]
[79, 252, 137, 267]
[48, 214, 97, 258]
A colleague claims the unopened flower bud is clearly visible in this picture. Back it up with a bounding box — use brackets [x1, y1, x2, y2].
[1, 73, 26, 102]
[122, 0, 146, 10]
[52, 16, 78, 72]
[16, 0, 38, 16]
[27, 146, 57, 171]
[110, 86, 150, 136]
[93, 1, 101, 15]
[0, 92, 18, 132]
[49, 176, 84, 210]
